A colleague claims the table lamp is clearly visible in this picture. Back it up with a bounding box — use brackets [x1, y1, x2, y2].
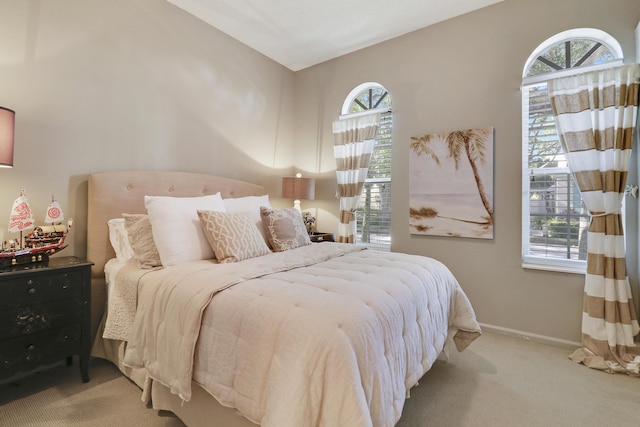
[282, 173, 315, 213]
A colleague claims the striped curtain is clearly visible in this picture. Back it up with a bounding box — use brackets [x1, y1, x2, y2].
[548, 64, 640, 376]
[333, 113, 380, 243]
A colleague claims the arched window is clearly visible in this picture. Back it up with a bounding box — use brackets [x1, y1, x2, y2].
[521, 29, 623, 272]
[341, 83, 392, 248]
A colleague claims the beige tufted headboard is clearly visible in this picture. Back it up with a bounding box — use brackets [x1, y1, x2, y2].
[86, 170, 266, 337]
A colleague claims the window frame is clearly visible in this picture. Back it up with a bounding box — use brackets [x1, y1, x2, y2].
[341, 82, 392, 249]
[520, 28, 623, 274]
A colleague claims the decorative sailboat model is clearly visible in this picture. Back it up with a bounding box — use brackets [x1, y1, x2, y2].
[1, 191, 72, 268]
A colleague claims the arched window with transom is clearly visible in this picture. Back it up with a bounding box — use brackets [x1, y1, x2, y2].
[521, 29, 623, 272]
[341, 83, 392, 248]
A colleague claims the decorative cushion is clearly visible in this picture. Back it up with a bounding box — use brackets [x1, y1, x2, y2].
[260, 207, 312, 252]
[197, 210, 271, 263]
[223, 194, 272, 244]
[123, 214, 162, 268]
[144, 193, 226, 266]
[108, 218, 133, 263]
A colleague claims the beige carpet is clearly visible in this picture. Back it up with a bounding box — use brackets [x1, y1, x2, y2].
[1, 332, 638, 426]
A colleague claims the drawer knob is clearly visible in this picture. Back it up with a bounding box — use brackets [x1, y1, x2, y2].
[25, 345, 37, 362]
[28, 287, 37, 295]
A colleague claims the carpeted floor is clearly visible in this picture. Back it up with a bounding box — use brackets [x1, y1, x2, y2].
[1, 332, 638, 426]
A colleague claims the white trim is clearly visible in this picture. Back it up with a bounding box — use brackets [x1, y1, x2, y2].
[341, 82, 386, 115]
[636, 21, 640, 61]
[339, 107, 391, 120]
[528, 166, 571, 176]
[522, 28, 624, 81]
[520, 81, 587, 274]
[521, 84, 531, 267]
[523, 59, 624, 86]
[361, 177, 391, 184]
[479, 323, 581, 349]
[341, 83, 392, 249]
[520, 29, 624, 274]
[522, 258, 586, 275]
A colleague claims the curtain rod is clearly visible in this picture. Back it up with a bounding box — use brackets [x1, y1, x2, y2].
[339, 107, 391, 120]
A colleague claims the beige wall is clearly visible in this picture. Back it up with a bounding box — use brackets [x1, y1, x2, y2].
[294, 0, 640, 344]
[0, 0, 297, 256]
[1, 0, 638, 345]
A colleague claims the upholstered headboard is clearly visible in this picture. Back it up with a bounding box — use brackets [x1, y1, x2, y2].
[86, 170, 266, 336]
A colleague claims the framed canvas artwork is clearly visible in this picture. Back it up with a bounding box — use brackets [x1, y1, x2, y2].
[409, 127, 494, 239]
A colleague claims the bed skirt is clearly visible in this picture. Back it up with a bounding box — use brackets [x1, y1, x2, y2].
[151, 378, 258, 427]
[91, 313, 257, 427]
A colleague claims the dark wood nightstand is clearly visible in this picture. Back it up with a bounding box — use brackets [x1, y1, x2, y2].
[309, 232, 335, 243]
[0, 256, 93, 383]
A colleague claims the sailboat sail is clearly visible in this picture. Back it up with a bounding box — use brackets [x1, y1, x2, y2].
[2, 191, 70, 267]
[8, 193, 35, 233]
[45, 199, 64, 224]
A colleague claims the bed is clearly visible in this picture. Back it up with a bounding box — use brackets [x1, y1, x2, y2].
[87, 170, 481, 427]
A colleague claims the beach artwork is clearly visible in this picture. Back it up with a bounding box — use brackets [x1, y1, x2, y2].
[409, 127, 494, 239]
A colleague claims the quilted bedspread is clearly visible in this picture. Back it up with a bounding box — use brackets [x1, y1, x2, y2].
[123, 243, 481, 427]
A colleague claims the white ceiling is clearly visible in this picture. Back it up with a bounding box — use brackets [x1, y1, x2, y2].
[166, 0, 504, 71]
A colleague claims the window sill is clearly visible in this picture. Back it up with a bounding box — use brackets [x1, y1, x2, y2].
[522, 262, 585, 275]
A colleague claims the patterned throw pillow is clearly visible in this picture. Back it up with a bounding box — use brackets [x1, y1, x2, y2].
[197, 210, 271, 263]
[260, 207, 311, 252]
[222, 194, 272, 245]
[122, 214, 162, 268]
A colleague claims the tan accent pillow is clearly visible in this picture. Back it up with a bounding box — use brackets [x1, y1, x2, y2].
[197, 210, 271, 263]
[123, 214, 162, 268]
[260, 207, 311, 252]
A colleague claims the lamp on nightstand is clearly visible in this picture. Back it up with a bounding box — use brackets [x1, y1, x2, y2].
[282, 173, 315, 213]
[0, 106, 15, 168]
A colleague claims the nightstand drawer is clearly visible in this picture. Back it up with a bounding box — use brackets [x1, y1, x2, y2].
[0, 324, 81, 378]
[0, 257, 92, 383]
[0, 299, 82, 340]
[0, 270, 82, 309]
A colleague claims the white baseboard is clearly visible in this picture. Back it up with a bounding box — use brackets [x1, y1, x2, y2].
[479, 323, 581, 349]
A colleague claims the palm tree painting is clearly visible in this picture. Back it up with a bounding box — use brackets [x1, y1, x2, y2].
[409, 127, 494, 239]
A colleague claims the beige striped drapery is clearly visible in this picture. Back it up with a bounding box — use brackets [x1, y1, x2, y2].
[332, 113, 381, 243]
[548, 64, 640, 376]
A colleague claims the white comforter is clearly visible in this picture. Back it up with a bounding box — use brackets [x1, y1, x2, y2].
[123, 243, 481, 427]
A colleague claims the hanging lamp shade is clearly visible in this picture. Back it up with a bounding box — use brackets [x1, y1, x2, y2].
[0, 106, 15, 168]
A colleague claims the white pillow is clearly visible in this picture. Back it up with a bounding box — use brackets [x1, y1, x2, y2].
[107, 218, 133, 263]
[223, 194, 271, 213]
[223, 195, 271, 244]
[144, 193, 226, 266]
